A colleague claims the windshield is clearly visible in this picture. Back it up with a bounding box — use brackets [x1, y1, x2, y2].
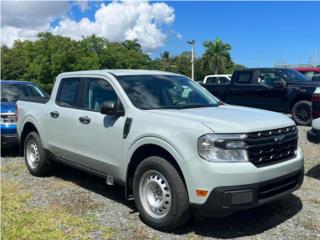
[1, 83, 45, 103]
[117, 75, 220, 110]
[276, 69, 310, 82]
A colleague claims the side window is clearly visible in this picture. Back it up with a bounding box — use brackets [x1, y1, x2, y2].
[206, 77, 216, 84]
[313, 72, 320, 81]
[258, 70, 282, 87]
[217, 77, 231, 85]
[206, 77, 230, 85]
[236, 72, 252, 84]
[56, 78, 80, 107]
[84, 78, 118, 111]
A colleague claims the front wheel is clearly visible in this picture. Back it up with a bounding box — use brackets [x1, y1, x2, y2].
[133, 156, 190, 231]
[291, 100, 312, 126]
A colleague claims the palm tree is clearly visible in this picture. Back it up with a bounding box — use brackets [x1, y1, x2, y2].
[122, 39, 142, 52]
[203, 38, 231, 74]
[160, 51, 173, 71]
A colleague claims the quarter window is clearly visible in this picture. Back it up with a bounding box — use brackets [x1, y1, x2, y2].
[56, 78, 80, 107]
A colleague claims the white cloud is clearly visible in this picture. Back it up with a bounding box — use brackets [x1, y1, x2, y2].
[1, 1, 176, 52]
[1, 1, 69, 28]
[1, 25, 50, 46]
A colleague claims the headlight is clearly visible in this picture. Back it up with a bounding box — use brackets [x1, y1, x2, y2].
[198, 133, 248, 162]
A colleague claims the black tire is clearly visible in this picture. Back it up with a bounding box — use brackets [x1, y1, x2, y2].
[291, 100, 312, 126]
[133, 156, 190, 231]
[24, 131, 51, 176]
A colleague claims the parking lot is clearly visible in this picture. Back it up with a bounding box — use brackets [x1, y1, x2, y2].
[1, 126, 319, 240]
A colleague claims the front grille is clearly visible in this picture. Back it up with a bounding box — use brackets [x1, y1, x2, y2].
[246, 126, 298, 167]
[0, 113, 16, 124]
[259, 173, 300, 199]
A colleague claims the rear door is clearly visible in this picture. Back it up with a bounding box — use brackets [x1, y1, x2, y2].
[46, 77, 84, 160]
[226, 71, 261, 107]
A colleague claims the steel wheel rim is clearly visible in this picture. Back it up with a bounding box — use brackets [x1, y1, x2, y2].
[295, 104, 311, 122]
[26, 139, 40, 169]
[139, 170, 172, 219]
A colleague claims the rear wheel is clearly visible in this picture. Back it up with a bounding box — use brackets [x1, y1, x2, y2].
[133, 156, 190, 231]
[24, 132, 52, 176]
[291, 100, 312, 126]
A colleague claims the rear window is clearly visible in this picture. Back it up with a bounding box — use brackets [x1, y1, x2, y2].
[236, 72, 252, 84]
[56, 78, 80, 107]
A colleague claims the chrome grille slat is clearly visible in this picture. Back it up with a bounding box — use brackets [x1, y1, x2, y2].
[246, 126, 298, 167]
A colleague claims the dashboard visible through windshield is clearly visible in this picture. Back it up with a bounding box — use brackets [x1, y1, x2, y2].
[117, 75, 220, 110]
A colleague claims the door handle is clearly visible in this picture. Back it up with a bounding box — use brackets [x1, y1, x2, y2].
[50, 111, 59, 118]
[79, 116, 91, 124]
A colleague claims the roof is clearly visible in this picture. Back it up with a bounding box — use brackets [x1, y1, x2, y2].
[0, 80, 33, 84]
[59, 69, 183, 77]
[294, 67, 320, 72]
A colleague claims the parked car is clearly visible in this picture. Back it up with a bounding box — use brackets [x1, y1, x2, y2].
[203, 74, 232, 85]
[17, 70, 304, 230]
[203, 68, 320, 125]
[307, 87, 320, 143]
[295, 67, 320, 82]
[1, 80, 46, 148]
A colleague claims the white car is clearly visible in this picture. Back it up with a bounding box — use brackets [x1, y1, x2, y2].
[307, 88, 320, 143]
[203, 74, 232, 85]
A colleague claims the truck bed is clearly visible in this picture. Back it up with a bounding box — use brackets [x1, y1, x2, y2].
[19, 96, 50, 104]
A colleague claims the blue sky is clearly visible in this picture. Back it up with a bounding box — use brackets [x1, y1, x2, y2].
[2, 1, 320, 67]
[158, 1, 320, 67]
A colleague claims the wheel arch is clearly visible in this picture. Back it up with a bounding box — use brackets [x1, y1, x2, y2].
[290, 95, 312, 110]
[20, 120, 41, 155]
[125, 138, 186, 199]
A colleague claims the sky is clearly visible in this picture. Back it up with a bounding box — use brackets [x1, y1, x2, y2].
[1, 1, 320, 67]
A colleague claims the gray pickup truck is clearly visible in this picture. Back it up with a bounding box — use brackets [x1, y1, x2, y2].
[17, 70, 304, 230]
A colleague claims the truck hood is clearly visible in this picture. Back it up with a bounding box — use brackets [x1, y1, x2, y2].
[1, 102, 16, 114]
[148, 105, 294, 133]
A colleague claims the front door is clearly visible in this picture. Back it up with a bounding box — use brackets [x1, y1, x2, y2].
[74, 77, 126, 177]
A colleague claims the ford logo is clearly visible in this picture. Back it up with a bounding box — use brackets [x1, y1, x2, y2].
[274, 135, 285, 143]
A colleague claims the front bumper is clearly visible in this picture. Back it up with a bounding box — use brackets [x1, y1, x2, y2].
[307, 128, 320, 143]
[191, 169, 304, 217]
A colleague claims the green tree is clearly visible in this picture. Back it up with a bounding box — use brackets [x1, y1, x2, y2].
[203, 38, 232, 74]
[159, 51, 174, 71]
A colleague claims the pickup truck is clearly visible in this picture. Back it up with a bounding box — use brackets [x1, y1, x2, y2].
[1, 80, 46, 148]
[203, 74, 232, 85]
[307, 88, 320, 143]
[203, 68, 320, 125]
[17, 70, 304, 230]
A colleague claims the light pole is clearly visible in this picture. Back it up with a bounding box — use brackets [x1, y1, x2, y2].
[187, 40, 195, 80]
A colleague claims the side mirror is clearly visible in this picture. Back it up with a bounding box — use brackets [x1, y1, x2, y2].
[272, 79, 285, 88]
[100, 101, 124, 116]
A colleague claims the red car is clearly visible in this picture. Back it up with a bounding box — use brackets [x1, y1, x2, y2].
[295, 67, 320, 81]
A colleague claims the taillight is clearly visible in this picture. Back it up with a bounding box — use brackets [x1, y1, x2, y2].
[312, 93, 320, 103]
[312, 93, 320, 119]
[15, 105, 18, 122]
